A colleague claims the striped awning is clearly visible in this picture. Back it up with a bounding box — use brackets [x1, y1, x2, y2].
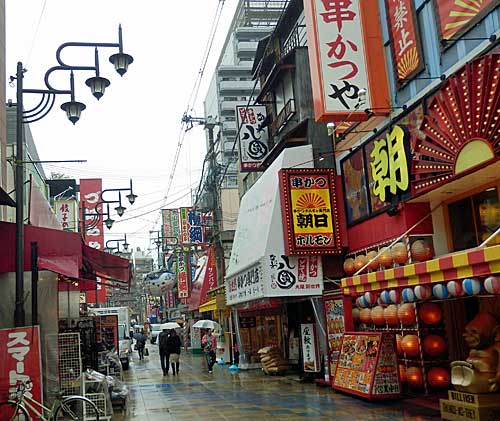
[341, 245, 500, 295]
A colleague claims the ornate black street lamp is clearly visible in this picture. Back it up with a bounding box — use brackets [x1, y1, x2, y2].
[104, 234, 129, 254]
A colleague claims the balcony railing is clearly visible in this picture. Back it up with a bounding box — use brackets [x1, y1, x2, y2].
[280, 23, 307, 61]
[272, 98, 296, 136]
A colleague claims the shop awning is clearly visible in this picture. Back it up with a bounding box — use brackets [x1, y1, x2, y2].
[341, 245, 500, 295]
[225, 145, 324, 306]
[0, 187, 15, 207]
[199, 299, 217, 313]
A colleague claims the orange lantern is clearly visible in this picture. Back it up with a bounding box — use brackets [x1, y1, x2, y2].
[422, 334, 447, 357]
[354, 254, 368, 272]
[366, 250, 379, 271]
[398, 365, 407, 384]
[411, 239, 434, 262]
[343, 258, 355, 275]
[427, 367, 451, 389]
[391, 242, 408, 265]
[396, 334, 403, 356]
[401, 334, 420, 357]
[359, 308, 372, 324]
[384, 304, 399, 326]
[378, 247, 393, 268]
[418, 302, 442, 325]
[398, 303, 417, 325]
[371, 306, 385, 325]
[352, 308, 360, 322]
[407, 366, 424, 388]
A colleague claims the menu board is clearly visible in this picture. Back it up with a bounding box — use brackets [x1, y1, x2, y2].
[324, 298, 345, 379]
[333, 332, 400, 399]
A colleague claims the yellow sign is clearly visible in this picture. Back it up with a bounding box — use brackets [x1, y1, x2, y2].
[291, 188, 333, 234]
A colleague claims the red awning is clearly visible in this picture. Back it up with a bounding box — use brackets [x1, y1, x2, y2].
[83, 244, 131, 285]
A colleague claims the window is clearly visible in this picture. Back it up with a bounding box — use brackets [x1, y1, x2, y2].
[273, 71, 294, 116]
[448, 187, 500, 251]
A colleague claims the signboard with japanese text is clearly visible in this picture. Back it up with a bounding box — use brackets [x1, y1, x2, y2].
[179, 207, 190, 244]
[0, 326, 42, 419]
[385, 0, 424, 86]
[324, 298, 345, 379]
[434, 0, 497, 45]
[80, 179, 106, 303]
[304, 0, 389, 122]
[177, 252, 190, 299]
[54, 199, 78, 232]
[279, 168, 343, 255]
[162, 208, 180, 247]
[179, 207, 204, 244]
[226, 263, 265, 305]
[301, 324, 320, 372]
[236, 105, 270, 171]
[333, 332, 400, 399]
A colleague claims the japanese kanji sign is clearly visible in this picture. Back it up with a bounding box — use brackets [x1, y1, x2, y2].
[177, 251, 190, 299]
[54, 199, 78, 232]
[236, 105, 270, 171]
[279, 168, 343, 255]
[385, 0, 424, 86]
[162, 208, 180, 247]
[179, 207, 204, 244]
[301, 324, 320, 372]
[304, 0, 389, 122]
[368, 125, 410, 203]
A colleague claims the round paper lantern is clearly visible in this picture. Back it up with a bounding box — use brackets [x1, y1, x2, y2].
[366, 250, 380, 271]
[447, 280, 464, 297]
[411, 239, 434, 262]
[371, 306, 385, 325]
[402, 287, 416, 303]
[392, 242, 408, 264]
[407, 366, 424, 389]
[427, 367, 451, 389]
[384, 304, 399, 326]
[432, 284, 449, 299]
[378, 247, 394, 268]
[401, 335, 420, 357]
[463, 278, 482, 295]
[396, 334, 403, 356]
[422, 334, 447, 357]
[418, 303, 442, 325]
[354, 254, 368, 272]
[359, 308, 372, 324]
[380, 290, 391, 305]
[484, 276, 500, 294]
[364, 291, 377, 306]
[343, 258, 356, 275]
[399, 365, 407, 384]
[356, 296, 368, 308]
[377, 297, 386, 307]
[398, 303, 417, 325]
[414, 285, 432, 301]
[389, 289, 401, 304]
[352, 308, 360, 322]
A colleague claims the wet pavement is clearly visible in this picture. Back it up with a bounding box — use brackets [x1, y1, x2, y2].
[115, 343, 441, 420]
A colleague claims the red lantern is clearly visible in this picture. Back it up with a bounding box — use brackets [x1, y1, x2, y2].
[398, 303, 417, 325]
[359, 308, 372, 324]
[371, 306, 385, 325]
[378, 247, 394, 268]
[354, 254, 368, 272]
[343, 258, 355, 275]
[422, 334, 447, 357]
[427, 367, 451, 389]
[411, 239, 434, 262]
[399, 365, 407, 384]
[366, 250, 379, 271]
[396, 334, 403, 356]
[401, 334, 420, 357]
[392, 242, 408, 264]
[418, 303, 442, 325]
[352, 308, 360, 322]
[407, 366, 423, 388]
[384, 305, 399, 326]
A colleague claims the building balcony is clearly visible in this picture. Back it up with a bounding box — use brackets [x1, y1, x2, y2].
[218, 65, 253, 76]
[219, 80, 256, 93]
[220, 100, 241, 113]
[237, 41, 259, 56]
[271, 98, 296, 136]
[222, 120, 237, 133]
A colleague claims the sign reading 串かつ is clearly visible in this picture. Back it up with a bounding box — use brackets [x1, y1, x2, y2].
[177, 252, 190, 299]
[279, 168, 342, 255]
[236, 105, 269, 172]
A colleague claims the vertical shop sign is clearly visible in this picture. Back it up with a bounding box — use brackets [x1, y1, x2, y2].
[179, 207, 190, 244]
[206, 246, 217, 291]
[162, 208, 180, 245]
[177, 252, 190, 299]
[236, 105, 270, 171]
[81, 179, 106, 303]
[324, 298, 345, 378]
[0, 327, 42, 419]
[304, 0, 389, 122]
[54, 199, 78, 232]
[301, 324, 320, 372]
[385, 0, 424, 86]
[188, 209, 204, 244]
[279, 168, 343, 255]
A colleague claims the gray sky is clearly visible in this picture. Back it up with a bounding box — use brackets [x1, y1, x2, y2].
[6, 0, 239, 253]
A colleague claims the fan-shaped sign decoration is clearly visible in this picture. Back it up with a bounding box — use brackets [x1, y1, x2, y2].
[412, 54, 500, 194]
[295, 193, 327, 209]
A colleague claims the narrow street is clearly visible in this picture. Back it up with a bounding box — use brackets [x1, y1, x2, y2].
[116, 344, 441, 421]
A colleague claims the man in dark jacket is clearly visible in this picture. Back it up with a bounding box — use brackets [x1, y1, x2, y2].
[158, 327, 170, 375]
[166, 329, 182, 375]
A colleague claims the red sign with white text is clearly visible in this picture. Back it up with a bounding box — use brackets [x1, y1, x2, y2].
[80, 179, 106, 303]
[0, 327, 42, 418]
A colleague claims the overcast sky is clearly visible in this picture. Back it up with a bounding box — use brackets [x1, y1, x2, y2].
[6, 0, 239, 253]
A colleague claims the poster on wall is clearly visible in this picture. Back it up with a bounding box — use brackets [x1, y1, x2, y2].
[236, 105, 270, 172]
[333, 332, 400, 399]
[324, 298, 345, 379]
[342, 149, 369, 224]
[301, 324, 320, 372]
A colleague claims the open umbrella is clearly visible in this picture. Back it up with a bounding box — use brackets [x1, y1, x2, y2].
[161, 322, 181, 330]
[192, 320, 221, 331]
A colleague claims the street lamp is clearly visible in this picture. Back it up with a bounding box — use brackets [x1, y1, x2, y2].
[149, 231, 178, 270]
[104, 234, 129, 254]
[13, 26, 134, 327]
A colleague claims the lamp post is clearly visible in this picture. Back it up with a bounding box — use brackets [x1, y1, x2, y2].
[149, 230, 178, 270]
[104, 234, 130, 254]
[13, 26, 133, 326]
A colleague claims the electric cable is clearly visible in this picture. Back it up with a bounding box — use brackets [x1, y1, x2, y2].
[24, 0, 48, 68]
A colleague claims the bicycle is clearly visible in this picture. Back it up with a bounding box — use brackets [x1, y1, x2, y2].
[0, 379, 100, 420]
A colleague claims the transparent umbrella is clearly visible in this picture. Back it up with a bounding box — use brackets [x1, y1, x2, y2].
[161, 322, 181, 330]
[192, 320, 221, 332]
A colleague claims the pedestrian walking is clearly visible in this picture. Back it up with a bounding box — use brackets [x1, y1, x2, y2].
[135, 330, 147, 361]
[201, 328, 217, 373]
[166, 329, 182, 375]
[158, 326, 170, 375]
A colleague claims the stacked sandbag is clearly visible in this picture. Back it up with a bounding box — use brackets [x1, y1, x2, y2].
[257, 346, 289, 375]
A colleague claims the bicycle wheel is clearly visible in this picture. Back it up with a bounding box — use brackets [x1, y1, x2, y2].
[53, 396, 100, 421]
[0, 400, 29, 420]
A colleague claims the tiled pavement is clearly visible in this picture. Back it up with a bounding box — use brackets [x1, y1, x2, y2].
[115, 344, 441, 420]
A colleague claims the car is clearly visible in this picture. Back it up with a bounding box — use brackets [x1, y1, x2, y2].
[149, 324, 162, 344]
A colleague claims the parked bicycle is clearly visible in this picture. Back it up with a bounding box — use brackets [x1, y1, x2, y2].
[0, 379, 100, 420]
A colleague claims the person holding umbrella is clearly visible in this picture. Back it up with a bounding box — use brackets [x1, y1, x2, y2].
[166, 329, 182, 375]
[201, 328, 217, 373]
[158, 325, 171, 376]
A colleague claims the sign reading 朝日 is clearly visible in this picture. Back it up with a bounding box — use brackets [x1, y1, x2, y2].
[279, 168, 343, 255]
